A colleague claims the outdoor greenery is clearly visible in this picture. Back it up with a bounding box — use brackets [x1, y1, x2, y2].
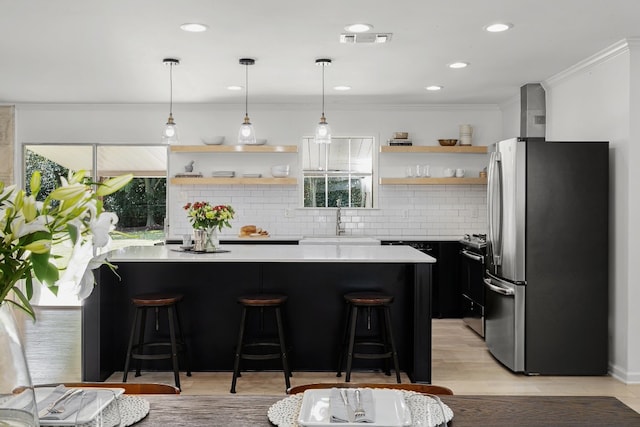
[303, 177, 364, 207]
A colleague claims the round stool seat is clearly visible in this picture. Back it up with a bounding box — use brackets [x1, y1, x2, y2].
[132, 293, 183, 306]
[344, 292, 393, 306]
[238, 294, 287, 306]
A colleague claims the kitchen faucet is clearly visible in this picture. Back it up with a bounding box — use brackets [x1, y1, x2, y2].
[336, 199, 345, 236]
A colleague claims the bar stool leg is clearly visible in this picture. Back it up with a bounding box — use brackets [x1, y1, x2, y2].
[230, 307, 248, 393]
[174, 304, 192, 377]
[379, 307, 391, 376]
[275, 307, 291, 390]
[345, 305, 359, 383]
[384, 306, 401, 383]
[168, 305, 181, 390]
[336, 303, 352, 378]
[135, 308, 148, 377]
[123, 306, 140, 382]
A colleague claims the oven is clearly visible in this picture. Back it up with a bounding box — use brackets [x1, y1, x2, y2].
[460, 234, 487, 337]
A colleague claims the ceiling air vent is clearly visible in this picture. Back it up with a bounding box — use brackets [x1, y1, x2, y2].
[340, 33, 392, 44]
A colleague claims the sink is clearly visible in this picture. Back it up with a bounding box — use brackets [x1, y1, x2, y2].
[299, 236, 381, 245]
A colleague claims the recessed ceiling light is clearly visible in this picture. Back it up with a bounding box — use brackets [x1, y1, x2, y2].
[425, 85, 443, 91]
[344, 23, 372, 33]
[180, 23, 208, 32]
[484, 23, 513, 33]
[333, 86, 351, 91]
[448, 62, 469, 69]
[227, 85, 243, 91]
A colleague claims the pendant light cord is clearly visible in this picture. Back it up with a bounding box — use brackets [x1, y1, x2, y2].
[169, 63, 174, 117]
[245, 63, 249, 117]
[321, 62, 325, 116]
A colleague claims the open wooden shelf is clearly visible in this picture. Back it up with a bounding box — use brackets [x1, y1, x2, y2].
[380, 145, 487, 154]
[170, 145, 298, 153]
[379, 177, 488, 185]
[170, 177, 297, 185]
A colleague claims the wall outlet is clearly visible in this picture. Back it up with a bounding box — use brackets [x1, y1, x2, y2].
[284, 208, 295, 218]
[402, 209, 409, 218]
[471, 207, 478, 218]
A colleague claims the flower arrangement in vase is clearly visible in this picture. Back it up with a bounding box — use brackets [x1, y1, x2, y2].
[0, 170, 132, 317]
[183, 202, 234, 251]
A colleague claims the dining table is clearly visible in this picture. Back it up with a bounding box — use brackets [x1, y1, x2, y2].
[132, 394, 640, 426]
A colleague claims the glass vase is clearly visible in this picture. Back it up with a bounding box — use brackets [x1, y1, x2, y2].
[0, 304, 39, 426]
[204, 227, 218, 252]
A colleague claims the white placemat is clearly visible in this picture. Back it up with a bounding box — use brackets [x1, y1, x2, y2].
[76, 395, 149, 427]
[267, 389, 453, 427]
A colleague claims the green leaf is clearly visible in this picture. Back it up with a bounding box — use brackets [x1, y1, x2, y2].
[31, 253, 59, 285]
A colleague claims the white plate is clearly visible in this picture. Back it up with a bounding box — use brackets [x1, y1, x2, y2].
[297, 389, 411, 426]
[35, 387, 125, 426]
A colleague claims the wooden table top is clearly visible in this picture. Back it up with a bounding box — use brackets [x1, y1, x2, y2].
[136, 394, 640, 426]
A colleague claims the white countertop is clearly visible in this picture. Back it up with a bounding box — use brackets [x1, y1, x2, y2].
[108, 244, 437, 263]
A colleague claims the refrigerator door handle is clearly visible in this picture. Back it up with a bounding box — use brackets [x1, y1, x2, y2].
[488, 151, 503, 266]
[484, 277, 514, 296]
[461, 249, 484, 263]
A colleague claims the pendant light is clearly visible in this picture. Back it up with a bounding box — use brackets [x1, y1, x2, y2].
[238, 58, 256, 145]
[161, 58, 180, 144]
[314, 58, 332, 144]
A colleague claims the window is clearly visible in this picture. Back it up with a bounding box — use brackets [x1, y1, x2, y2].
[24, 144, 168, 242]
[302, 136, 374, 208]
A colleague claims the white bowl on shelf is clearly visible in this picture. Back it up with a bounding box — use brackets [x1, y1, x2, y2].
[244, 138, 267, 145]
[202, 136, 225, 145]
[271, 165, 290, 178]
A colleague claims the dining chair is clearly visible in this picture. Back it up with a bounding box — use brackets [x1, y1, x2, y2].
[287, 382, 453, 395]
[35, 382, 180, 395]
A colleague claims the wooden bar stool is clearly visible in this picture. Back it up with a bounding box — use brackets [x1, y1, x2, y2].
[123, 293, 191, 390]
[230, 294, 291, 393]
[336, 291, 401, 383]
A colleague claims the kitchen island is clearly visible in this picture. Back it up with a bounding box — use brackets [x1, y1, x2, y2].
[83, 244, 435, 383]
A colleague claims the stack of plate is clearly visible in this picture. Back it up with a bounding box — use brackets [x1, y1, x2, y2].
[242, 173, 262, 178]
[459, 124, 472, 146]
[211, 171, 235, 177]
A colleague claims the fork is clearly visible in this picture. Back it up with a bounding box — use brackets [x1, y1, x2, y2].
[40, 388, 82, 416]
[353, 389, 366, 421]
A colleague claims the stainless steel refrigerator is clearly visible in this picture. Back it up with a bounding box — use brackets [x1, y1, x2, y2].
[484, 137, 608, 375]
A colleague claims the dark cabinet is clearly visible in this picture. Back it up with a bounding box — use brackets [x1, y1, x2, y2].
[381, 240, 461, 318]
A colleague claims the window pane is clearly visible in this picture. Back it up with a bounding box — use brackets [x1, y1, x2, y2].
[24, 144, 93, 199]
[97, 145, 167, 242]
[302, 136, 374, 208]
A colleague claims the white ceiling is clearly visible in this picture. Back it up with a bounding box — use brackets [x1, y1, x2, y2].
[1, 0, 639, 106]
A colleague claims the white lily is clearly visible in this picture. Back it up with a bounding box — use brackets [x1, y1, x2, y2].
[91, 212, 118, 248]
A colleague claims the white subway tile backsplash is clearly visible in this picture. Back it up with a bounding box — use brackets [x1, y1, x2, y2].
[171, 184, 486, 239]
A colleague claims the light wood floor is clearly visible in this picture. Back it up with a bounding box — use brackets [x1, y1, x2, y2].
[18, 308, 640, 413]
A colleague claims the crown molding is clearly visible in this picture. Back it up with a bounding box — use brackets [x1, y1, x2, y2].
[545, 38, 639, 87]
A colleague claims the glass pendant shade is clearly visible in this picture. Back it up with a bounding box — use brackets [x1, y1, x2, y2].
[315, 114, 332, 144]
[162, 114, 178, 144]
[238, 115, 256, 145]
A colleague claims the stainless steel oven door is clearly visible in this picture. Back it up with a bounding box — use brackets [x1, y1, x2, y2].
[484, 273, 525, 372]
[460, 248, 485, 337]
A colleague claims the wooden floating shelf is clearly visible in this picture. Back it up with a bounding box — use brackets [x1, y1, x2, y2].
[170, 145, 298, 153]
[379, 177, 488, 185]
[380, 145, 488, 154]
[170, 177, 297, 185]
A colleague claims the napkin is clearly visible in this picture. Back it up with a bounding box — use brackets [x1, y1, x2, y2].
[329, 388, 376, 423]
[38, 385, 97, 421]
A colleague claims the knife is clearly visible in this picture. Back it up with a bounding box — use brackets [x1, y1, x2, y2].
[340, 389, 354, 423]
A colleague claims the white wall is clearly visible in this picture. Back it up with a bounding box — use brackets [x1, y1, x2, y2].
[544, 39, 639, 382]
[16, 103, 500, 240]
